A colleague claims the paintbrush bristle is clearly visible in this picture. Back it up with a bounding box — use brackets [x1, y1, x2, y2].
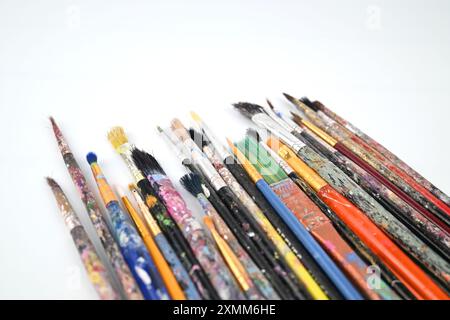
[282, 92, 298, 104]
[290, 111, 304, 125]
[300, 97, 319, 111]
[266, 99, 275, 110]
[107, 126, 129, 150]
[136, 178, 158, 198]
[313, 100, 326, 111]
[190, 111, 202, 123]
[86, 152, 98, 165]
[46, 176, 60, 189]
[180, 173, 203, 197]
[246, 128, 261, 142]
[189, 128, 210, 149]
[232, 102, 265, 119]
[132, 148, 165, 176]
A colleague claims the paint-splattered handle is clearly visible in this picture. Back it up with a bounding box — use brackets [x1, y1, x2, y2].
[106, 201, 169, 300]
[153, 233, 201, 300]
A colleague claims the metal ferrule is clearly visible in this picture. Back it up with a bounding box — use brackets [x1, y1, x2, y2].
[191, 150, 227, 191]
[160, 128, 192, 163]
[117, 143, 145, 182]
[259, 141, 294, 175]
[198, 122, 231, 161]
[252, 113, 305, 153]
[280, 112, 304, 136]
[261, 104, 295, 132]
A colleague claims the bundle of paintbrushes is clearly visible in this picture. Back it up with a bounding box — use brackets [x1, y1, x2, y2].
[46, 93, 450, 300]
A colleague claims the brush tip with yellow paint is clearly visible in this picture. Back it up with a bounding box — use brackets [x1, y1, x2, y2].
[107, 126, 128, 150]
[190, 111, 202, 123]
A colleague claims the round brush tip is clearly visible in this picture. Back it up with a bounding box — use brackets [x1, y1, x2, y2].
[86, 152, 98, 164]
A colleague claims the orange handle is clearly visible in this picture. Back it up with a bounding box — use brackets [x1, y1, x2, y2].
[122, 196, 186, 300]
[318, 185, 448, 300]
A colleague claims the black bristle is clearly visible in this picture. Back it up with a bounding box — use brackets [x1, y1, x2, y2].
[266, 99, 275, 110]
[189, 128, 210, 149]
[282, 92, 298, 104]
[232, 102, 265, 119]
[137, 178, 158, 198]
[300, 97, 319, 111]
[131, 148, 165, 176]
[180, 173, 203, 197]
[313, 100, 326, 111]
[246, 128, 261, 142]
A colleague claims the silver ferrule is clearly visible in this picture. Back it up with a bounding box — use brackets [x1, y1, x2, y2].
[261, 104, 295, 132]
[160, 128, 192, 163]
[118, 144, 145, 182]
[252, 113, 305, 153]
[197, 122, 231, 161]
[259, 141, 294, 175]
[280, 112, 304, 135]
[191, 150, 227, 191]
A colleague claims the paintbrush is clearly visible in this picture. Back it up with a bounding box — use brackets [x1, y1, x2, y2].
[247, 128, 415, 299]
[311, 98, 450, 208]
[266, 137, 449, 300]
[86, 152, 169, 300]
[165, 130, 282, 300]
[238, 135, 401, 300]
[119, 188, 186, 300]
[49, 117, 142, 300]
[46, 177, 120, 300]
[188, 126, 343, 300]
[284, 94, 450, 227]
[169, 119, 314, 300]
[227, 138, 364, 300]
[234, 102, 450, 296]
[288, 116, 450, 261]
[288, 105, 450, 234]
[107, 126, 202, 300]
[133, 175, 218, 300]
[159, 126, 304, 300]
[171, 118, 327, 300]
[180, 173, 265, 300]
[131, 148, 245, 300]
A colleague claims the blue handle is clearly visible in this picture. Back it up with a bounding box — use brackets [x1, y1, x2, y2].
[106, 201, 170, 300]
[255, 180, 363, 300]
[153, 233, 201, 300]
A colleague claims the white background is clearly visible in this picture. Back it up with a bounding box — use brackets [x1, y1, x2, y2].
[0, 0, 449, 299]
